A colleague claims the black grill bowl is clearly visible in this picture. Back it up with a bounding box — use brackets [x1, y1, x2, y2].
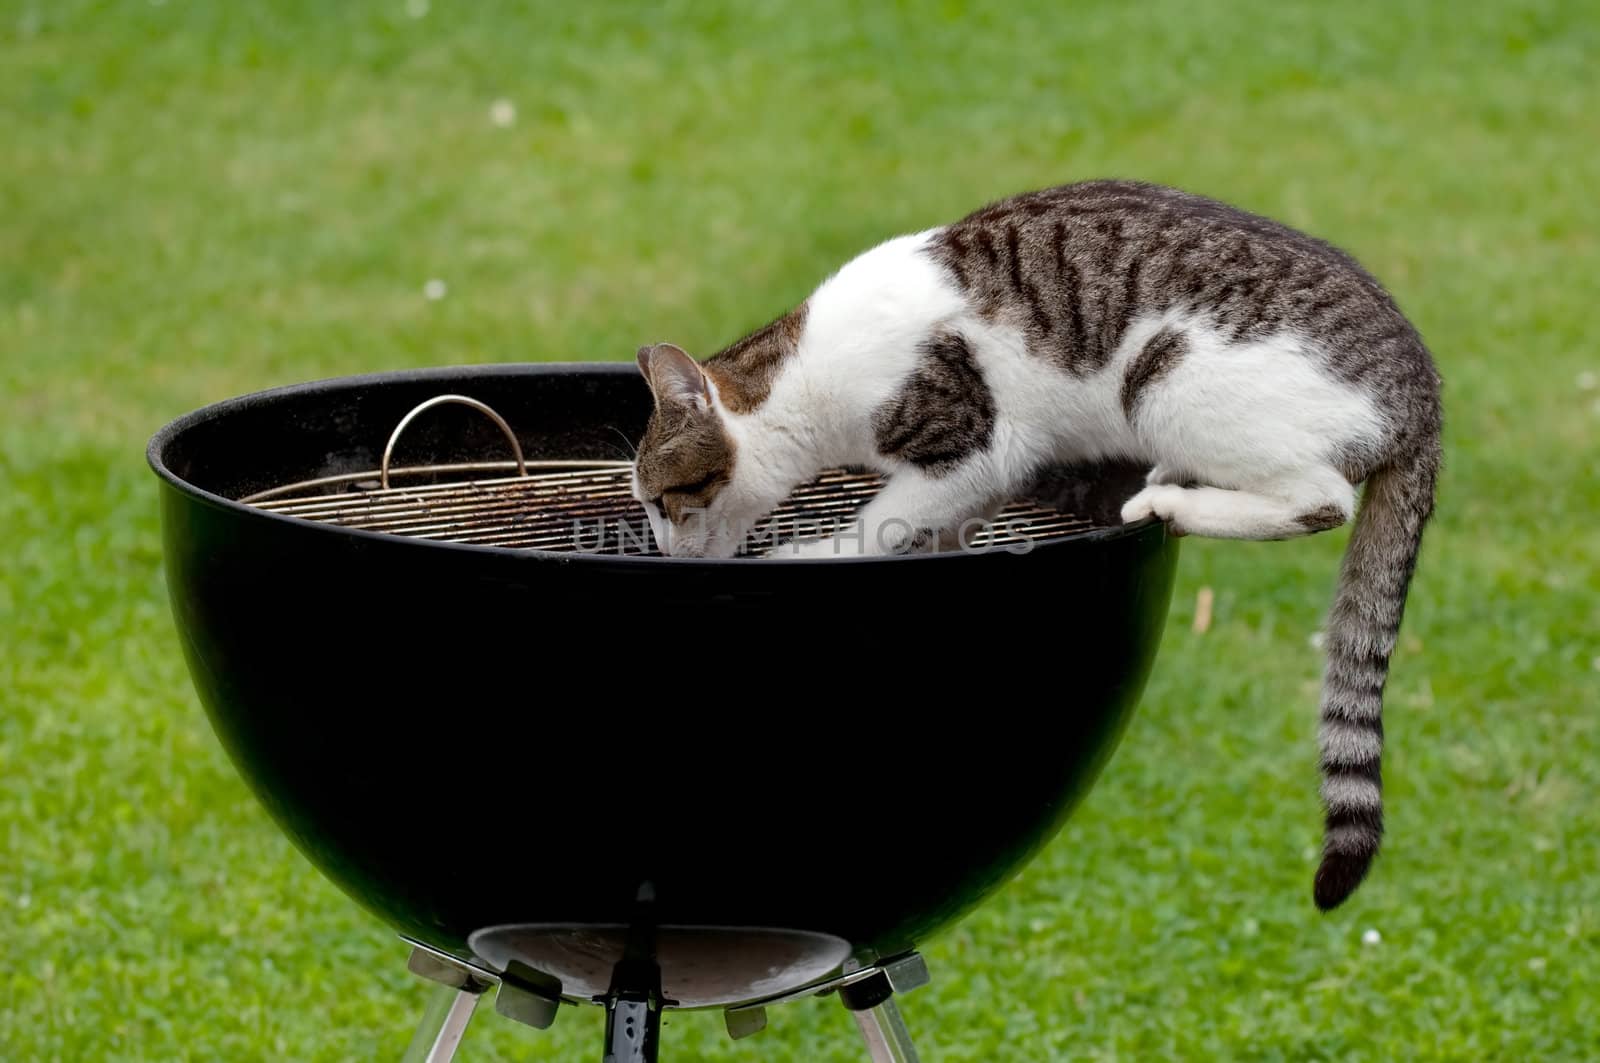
[147, 363, 1179, 1010]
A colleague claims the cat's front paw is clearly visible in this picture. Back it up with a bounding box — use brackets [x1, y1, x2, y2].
[1120, 484, 1188, 536]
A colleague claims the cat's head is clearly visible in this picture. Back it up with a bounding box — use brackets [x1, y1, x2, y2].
[631, 343, 763, 558]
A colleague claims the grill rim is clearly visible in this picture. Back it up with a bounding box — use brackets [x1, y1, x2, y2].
[148, 362, 1165, 567]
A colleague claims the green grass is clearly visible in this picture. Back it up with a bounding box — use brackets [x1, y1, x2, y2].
[4, 1, 1598, 1059]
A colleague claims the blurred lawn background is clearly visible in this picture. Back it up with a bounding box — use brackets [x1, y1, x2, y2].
[3, 1, 1597, 1059]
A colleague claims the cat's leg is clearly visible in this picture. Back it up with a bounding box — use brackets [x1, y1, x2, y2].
[1145, 463, 1191, 487]
[934, 495, 1009, 551]
[779, 466, 1003, 558]
[1120, 466, 1354, 541]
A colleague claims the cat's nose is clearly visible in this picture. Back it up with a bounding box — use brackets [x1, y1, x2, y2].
[638, 502, 669, 554]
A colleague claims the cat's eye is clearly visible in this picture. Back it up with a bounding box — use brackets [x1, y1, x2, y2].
[665, 474, 719, 498]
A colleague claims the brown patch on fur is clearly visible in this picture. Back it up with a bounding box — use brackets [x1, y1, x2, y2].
[703, 302, 808, 413]
[633, 399, 736, 520]
[872, 330, 995, 473]
[1296, 503, 1349, 532]
[1120, 327, 1187, 418]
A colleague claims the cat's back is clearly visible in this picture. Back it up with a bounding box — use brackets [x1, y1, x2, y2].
[924, 179, 1434, 393]
[941, 179, 1368, 274]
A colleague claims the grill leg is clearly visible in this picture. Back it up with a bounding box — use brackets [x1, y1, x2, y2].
[402, 981, 483, 1063]
[840, 971, 922, 1063]
[402, 945, 493, 1063]
[602, 994, 661, 1063]
[849, 997, 920, 1063]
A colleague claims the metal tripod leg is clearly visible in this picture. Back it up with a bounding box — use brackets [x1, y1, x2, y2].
[850, 995, 920, 1063]
[402, 980, 484, 1063]
[402, 945, 493, 1063]
[602, 994, 662, 1063]
[838, 958, 928, 1063]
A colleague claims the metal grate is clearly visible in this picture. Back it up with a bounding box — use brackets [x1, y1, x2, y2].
[236, 394, 1097, 557]
[245, 463, 1096, 557]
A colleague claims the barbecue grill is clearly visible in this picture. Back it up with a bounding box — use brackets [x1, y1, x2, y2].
[147, 362, 1181, 1062]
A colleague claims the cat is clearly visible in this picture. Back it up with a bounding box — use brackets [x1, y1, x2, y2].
[629, 179, 1441, 910]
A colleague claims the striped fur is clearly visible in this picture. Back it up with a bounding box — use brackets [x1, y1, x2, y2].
[1313, 446, 1438, 908]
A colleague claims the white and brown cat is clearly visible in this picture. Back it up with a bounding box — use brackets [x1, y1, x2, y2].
[630, 179, 1441, 910]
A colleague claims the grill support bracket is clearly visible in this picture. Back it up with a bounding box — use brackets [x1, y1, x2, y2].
[840, 966, 925, 1063]
[402, 947, 492, 1063]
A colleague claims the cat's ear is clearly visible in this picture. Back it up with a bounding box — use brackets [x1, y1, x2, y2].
[638, 343, 711, 412]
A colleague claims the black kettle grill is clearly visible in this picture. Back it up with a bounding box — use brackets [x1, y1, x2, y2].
[146, 363, 1180, 1061]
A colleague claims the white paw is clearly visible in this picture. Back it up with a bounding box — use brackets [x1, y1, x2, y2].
[1120, 484, 1187, 532]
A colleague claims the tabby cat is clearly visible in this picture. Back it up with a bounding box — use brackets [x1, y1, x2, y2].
[629, 180, 1441, 909]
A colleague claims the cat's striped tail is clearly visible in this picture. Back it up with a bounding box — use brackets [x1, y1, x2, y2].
[1313, 441, 1439, 910]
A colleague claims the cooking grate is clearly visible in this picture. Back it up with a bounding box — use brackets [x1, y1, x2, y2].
[238, 394, 1096, 556]
[246, 463, 1096, 556]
